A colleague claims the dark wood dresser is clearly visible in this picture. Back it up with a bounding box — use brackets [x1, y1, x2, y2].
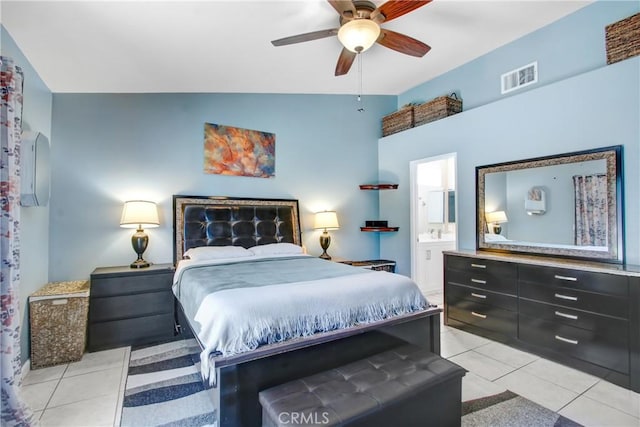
[444, 250, 640, 392]
[88, 263, 175, 351]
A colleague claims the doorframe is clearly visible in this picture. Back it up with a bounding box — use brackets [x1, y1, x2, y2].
[409, 153, 458, 285]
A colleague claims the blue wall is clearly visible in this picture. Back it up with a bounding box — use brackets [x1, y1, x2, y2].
[1, 26, 53, 364]
[49, 93, 395, 281]
[380, 57, 639, 276]
[381, 1, 640, 276]
[399, 1, 640, 111]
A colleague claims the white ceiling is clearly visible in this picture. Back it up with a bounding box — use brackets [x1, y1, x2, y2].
[1, 0, 592, 95]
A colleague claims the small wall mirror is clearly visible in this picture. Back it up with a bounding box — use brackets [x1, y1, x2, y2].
[476, 146, 623, 263]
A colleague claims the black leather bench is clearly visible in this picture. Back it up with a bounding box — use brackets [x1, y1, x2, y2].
[259, 344, 466, 427]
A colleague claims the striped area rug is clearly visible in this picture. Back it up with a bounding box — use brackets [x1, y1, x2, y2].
[120, 339, 216, 427]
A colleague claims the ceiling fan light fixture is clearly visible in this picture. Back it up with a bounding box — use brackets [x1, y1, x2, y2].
[337, 19, 380, 53]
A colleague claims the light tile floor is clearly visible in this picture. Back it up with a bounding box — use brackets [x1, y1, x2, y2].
[426, 290, 640, 427]
[19, 292, 640, 426]
[21, 347, 130, 426]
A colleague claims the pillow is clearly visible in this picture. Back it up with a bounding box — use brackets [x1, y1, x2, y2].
[183, 245, 252, 261]
[248, 243, 303, 256]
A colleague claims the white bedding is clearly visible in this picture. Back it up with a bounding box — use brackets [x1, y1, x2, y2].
[173, 255, 428, 383]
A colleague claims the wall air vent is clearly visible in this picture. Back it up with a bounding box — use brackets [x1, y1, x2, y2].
[501, 61, 538, 94]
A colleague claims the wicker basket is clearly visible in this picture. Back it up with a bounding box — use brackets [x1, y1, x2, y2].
[606, 13, 640, 65]
[414, 94, 463, 127]
[382, 106, 414, 137]
[29, 280, 90, 369]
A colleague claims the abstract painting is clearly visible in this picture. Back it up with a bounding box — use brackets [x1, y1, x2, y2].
[204, 123, 275, 178]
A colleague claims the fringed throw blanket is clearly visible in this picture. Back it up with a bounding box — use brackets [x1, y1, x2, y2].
[173, 256, 428, 383]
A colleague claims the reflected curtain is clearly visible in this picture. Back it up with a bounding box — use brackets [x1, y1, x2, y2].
[1, 56, 35, 426]
[573, 174, 608, 246]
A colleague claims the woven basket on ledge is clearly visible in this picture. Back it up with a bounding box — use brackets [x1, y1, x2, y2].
[382, 106, 414, 137]
[414, 94, 462, 127]
[606, 13, 640, 65]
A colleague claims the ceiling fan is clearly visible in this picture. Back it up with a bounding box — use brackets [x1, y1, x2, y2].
[271, 0, 432, 76]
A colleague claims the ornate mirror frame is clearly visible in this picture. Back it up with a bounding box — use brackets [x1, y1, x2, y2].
[476, 146, 624, 263]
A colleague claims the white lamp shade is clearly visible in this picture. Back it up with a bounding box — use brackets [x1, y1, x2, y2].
[314, 211, 340, 230]
[485, 210, 508, 224]
[120, 200, 160, 228]
[337, 19, 381, 53]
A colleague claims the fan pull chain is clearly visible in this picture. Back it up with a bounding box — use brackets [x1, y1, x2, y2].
[357, 53, 364, 112]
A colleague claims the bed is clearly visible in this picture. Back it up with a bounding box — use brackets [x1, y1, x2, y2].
[172, 195, 442, 427]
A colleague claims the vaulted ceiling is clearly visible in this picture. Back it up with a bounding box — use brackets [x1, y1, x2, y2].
[1, 1, 592, 94]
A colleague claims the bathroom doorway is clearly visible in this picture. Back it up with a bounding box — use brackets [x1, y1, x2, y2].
[409, 153, 457, 296]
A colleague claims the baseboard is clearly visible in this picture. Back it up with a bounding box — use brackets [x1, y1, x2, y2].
[21, 358, 31, 382]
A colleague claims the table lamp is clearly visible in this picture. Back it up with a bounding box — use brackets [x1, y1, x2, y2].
[485, 210, 508, 234]
[314, 211, 339, 260]
[120, 200, 159, 268]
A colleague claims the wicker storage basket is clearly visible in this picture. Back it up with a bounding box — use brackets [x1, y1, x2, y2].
[382, 106, 414, 137]
[606, 13, 640, 65]
[414, 94, 462, 127]
[29, 280, 90, 369]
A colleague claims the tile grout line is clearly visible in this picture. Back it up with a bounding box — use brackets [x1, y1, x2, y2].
[113, 346, 131, 427]
[556, 380, 600, 413]
[488, 356, 539, 383]
[565, 380, 640, 420]
[41, 363, 70, 413]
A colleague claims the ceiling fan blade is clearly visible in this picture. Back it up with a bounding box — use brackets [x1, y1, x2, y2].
[335, 48, 357, 76]
[271, 29, 339, 46]
[327, 0, 357, 19]
[377, 29, 431, 57]
[371, 0, 432, 23]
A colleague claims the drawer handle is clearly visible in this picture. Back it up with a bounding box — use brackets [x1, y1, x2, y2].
[554, 293, 578, 301]
[52, 299, 68, 305]
[471, 293, 487, 299]
[471, 311, 487, 319]
[555, 311, 578, 320]
[471, 278, 487, 284]
[554, 274, 577, 282]
[471, 263, 486, 269]
[555, 335, 578, 345]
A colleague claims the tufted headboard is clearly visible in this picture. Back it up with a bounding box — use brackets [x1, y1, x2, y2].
[173, 195, 302, 265]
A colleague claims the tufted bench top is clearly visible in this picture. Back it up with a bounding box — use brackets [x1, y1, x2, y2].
[259, 344, 466, 427]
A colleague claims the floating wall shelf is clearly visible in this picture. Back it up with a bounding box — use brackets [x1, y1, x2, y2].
[360, 227, 399, 232]
[359, 183, 399, 232]
[359, 184, 399, 190]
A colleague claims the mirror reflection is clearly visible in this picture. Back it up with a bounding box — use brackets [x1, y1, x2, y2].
[477, 146, 623, 263]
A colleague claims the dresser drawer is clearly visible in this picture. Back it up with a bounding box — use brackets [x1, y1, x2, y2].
[88, 313, 174, 351]
[519, 314, 629, 374]
[447, 300, 517, 337]
[445, 255, 517, 295]
[520, 299, 628, 337]
[91, 273, 172, 297]
[519, 281, 628, 319]
[519, 265, 628, 297]
[89, 290, 173, 323]
[447, 283, 517, 311]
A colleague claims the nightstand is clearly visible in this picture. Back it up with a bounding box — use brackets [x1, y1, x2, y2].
[338, 259, 396, 273]
[88, 263, 175, 351]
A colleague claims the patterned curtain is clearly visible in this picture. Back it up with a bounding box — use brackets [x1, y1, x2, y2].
[1, 56, 35, 426]
[573, 174, 608, 246]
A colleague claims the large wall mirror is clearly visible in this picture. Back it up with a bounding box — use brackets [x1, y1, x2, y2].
[476, 146, 623, 263]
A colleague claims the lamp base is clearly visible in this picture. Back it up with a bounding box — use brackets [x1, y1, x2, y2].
[130, 258, 151, 269]
[130, 228, 151, 268]
[319, 231, 332, 260]
[494, 225, 502, 234]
